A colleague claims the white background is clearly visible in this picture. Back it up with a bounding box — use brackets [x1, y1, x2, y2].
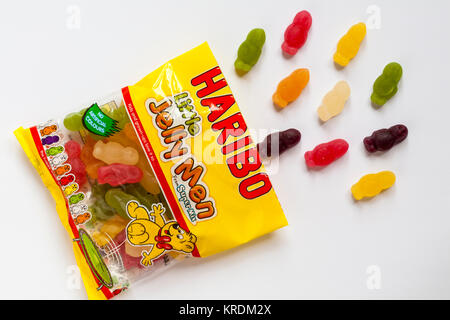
[1, 0, 449, 299]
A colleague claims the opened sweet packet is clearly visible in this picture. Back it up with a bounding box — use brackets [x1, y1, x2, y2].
[14, 42, 288, 299]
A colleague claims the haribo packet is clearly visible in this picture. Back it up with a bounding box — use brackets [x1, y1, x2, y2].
[14, 42, 288, 299]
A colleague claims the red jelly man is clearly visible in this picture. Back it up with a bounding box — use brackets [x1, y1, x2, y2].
[282, 10, 312, 56]
[304, 139, 349, 168]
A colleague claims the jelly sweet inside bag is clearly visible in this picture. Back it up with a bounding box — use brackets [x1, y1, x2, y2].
[14, 42, 287, 299]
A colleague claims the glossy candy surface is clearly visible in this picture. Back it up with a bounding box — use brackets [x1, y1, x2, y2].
[93, 141, 139, 165]
[98, 164, 143, 186]
[123, 184, 159, 210]
[65, 141, 87, 186]
[123, 123, 140, 145]
[108, 129, 160, 194]
[90, 183, 115, 220]
[65, 140, 81, 159]
[282, 10, 312, 55]
[317, 81, 351, 122]
[273, 68, 310, 108]
[80, 136, 106, 179]
[64, 109, 86, 131]
[363, 124, 408, 153]
[371, 62, 403, 106]
[257, 129, 301, 157]
[114, 230, 147, 269]
[92, 215, 128, 247]
[304, 139, 349, 168]
[351, 171, 396, 200]
[108, 104, 130, 129]
[334, 22, 366, 67]
[235, 28, 266, 73]
[104, 188, 136, 220]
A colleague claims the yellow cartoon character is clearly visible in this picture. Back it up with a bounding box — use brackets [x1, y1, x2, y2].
[126, 201, 197, 267]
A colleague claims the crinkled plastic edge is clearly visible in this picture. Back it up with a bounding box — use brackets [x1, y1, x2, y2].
[14, 127, 112, 300]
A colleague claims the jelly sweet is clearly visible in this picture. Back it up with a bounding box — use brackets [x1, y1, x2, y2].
[123, 123, 140, 146]
[104, 188, 136, 220]
[92, 215, 128, 247]
[317, 81, 351, 122]
[93, 141, 139, 165]
[334, 22, 366, 67]
[257, 129, 301, 157]
[235, 28, 266, 73]
[90, 183, 115, 220]
[98, 164, 143, 186]
[351, 171, 396, 200]
[363, 124, 408, 153]
[282, 10, 312, 55]
[108, 129, 160, 194]
[273, 68, 310, 108]
[371, 62, 403, 106]
[65, 141, 87, 186]
[80, 136, 106, 179]
[108, 104, 130, 129]
[65, 140, 81, 159]
[304, 139, 349, 168]
[124, 183, 159, 210]
[114, 230, 147, 269]
[63, 109, 86, 132]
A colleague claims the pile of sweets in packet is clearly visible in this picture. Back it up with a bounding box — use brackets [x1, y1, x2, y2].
[15, 43, 288, 299]
[241, 10, 407, 201]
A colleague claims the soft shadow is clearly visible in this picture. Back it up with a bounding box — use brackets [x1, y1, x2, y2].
[371, 100, 383, 110]
[235, 68, 249, 77]
[282, 50, 295, 60]
[334, 61, 345, 71]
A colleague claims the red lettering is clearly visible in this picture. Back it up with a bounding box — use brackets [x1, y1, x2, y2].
[239, 173, 272, 200]
[226, 147, 261, 178]
[200, 94, 235, 122]
[191, 66, 227, 98]
[211, 112, 247, 145]
[221, 136, 252, 155]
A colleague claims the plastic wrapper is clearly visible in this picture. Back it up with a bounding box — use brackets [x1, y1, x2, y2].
[14, 43, 288, 299]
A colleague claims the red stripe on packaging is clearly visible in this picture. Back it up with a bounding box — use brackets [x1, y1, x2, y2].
[30, 126, 113, 300]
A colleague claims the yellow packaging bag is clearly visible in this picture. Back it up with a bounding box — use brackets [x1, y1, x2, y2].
[14, 42, 287, 299]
